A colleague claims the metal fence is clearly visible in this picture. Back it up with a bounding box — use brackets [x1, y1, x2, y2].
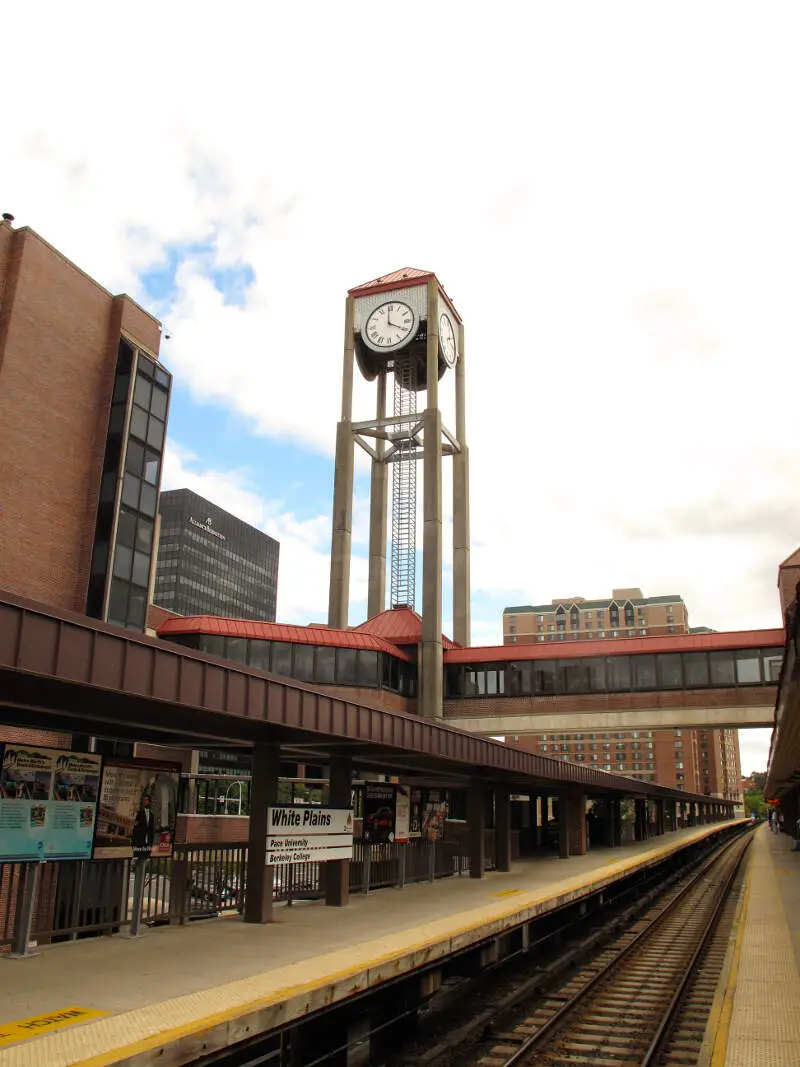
[0, 828, 499, 952]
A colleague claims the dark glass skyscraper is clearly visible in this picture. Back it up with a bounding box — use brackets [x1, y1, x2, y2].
[154, 489, 279, 620]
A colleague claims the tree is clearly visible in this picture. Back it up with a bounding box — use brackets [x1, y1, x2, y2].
[745, 771, 767, 794]
[744, 792, 767, 818]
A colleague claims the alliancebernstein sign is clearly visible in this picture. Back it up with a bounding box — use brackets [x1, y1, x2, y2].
[188, 516, 226, 541]
[266, 806, 354, 865]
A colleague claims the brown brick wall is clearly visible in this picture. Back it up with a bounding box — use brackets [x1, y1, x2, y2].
[176, 815, 250, 845]
[0, 226, 161, 615]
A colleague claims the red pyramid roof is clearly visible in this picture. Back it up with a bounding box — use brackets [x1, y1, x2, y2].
[354, 607, 460, 649]
[348, 268, 462, 322]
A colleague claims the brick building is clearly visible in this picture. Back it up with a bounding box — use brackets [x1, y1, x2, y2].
[0, 215, 172, 749]
[503, 589, 689, 644]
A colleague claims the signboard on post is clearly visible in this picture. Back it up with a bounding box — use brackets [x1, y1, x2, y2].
[266, 806, 354, 865]
[0, 744, 102, 862]
[93, 758, 180, 861]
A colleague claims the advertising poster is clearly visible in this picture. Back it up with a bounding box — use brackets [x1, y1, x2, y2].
[93, 758, 180, 860]
[394, 785, 411, 843]
[0, 744, 102, 862]
[422, 789, 448, 842]
[409, 788, 424, 838]
[266, 806, 354, 865]
[363, 782, 397, 844]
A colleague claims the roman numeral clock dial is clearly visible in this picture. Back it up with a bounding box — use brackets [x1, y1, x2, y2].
[363, 301, 416, 352]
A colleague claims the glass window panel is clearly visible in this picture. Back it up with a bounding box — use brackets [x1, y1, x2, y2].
[607, 656, 631, 690]
[709, 651, 736, 686]
[336, 647, 358, 685]
[587, 657, 606, 690]
[113, 543, 133, 581]
[517, 661, 533, 695]
[444, 665, 465, 697]
[683, 652, 709, 687]
[126, 585, 147, 629]
[131, 550, 150, 587]
[91, 540, 109, 576]
[534, 661, 556, 694]
[143, 450, 160, 485]
[122, 473, 140, 510]
[124, 439, 144, 477]
[146, 415, 165, 451]
[135, 516, 154, 555]
[137, 358, 154, 380]
[116, 507, 137, 548]
[109, 404, 126, 437]
[108, 579, 129, 622]
[200, 635, 225, 657]
[658, 653, 683, 688]
[735, 650, 761, 684]
[271, 641, 292, 676]
[225, 637, 248, 664]
[100, 470, 117, 505]
[632, 655, 657, 690]
[139, 482, 157, 517]
[150, 385, 168, 420]
[357, 650, 378, 687]
[134, 376, 152, 409]
[762, 649, 783, 683]
[485, 670, 498, 695]
[154, 367, 170, 388]
[561, 659, 588, 693]
[293, 644, 314, 682]
[112, 373, 130, 404]
[315, 646, 335, 683]
[248, 640, 270, 672]
[130, 406, 148, 441]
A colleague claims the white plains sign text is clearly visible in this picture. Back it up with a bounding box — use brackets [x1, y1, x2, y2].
[266, 806, 354, 865]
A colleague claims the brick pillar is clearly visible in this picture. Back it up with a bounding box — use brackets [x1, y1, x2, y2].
[495, 786, 512, 872]
[325, 757, 352, 907]
[468, 779, 486, 879]
[244, 743, 280, 924]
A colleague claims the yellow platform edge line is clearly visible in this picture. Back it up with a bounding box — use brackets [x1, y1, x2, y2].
[709, 848, 752, 1067]
[64, 823, 738, 1067]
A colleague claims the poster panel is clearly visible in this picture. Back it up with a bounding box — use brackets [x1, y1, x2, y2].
[93, 758, 180, 860]
[363, 782, 397, 844]
[422, 789, 448, 842]
[394, 785, 411, 843]
[0, 744, 102, 862]
[409, 788, 423, 838]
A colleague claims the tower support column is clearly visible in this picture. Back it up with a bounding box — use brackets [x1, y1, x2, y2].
[328, 297, 356, 630]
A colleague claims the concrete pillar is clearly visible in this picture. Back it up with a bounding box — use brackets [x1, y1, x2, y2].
[568, 792, 588, 856]
[367, 371, 388, 620]
[468, 779, 486, 878]
[634, 799, 647, 842]
[325, 757, 352, 907]
[495, 786, 512, 872]
[328, 298, 356, 630]
[557, 795, 570, 859]
[244, 743, 280, 924]
[452, 319, 470, 648]
[421, 279, 443, 719]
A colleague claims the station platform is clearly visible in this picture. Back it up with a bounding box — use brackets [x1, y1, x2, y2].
[0, 821, 740, 1067]
[704, 823, 800, 1067]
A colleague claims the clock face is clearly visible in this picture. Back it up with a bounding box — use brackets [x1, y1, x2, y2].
[439, 312, 457, 367]
[362, 301, 417, 352]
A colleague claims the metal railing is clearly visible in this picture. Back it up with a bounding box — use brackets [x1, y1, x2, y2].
[0, 831, 500, 952]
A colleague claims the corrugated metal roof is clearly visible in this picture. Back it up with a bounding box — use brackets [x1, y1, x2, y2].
[354, 607, 460, 649]
[444, 628, 785, 664]
[157, 616, 413, 662]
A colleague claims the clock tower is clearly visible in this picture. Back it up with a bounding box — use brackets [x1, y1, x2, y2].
[328, 269, 470, 719]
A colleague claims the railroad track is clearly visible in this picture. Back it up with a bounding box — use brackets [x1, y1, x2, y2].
[466, 830, 752, 1067]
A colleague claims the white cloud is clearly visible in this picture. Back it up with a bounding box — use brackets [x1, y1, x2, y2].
[5, 1, 800, 639]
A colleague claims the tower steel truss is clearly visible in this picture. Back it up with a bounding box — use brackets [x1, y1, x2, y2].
[390, 355, 417, 609]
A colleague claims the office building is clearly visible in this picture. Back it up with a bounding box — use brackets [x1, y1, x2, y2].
[154, 489, 279, 620]
[502, 588, 741, 800]
[503, 589, 689, 644]
[0, 215, 171, 632]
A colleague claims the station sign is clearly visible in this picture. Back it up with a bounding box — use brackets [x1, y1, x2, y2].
[266, 805, 354, 865]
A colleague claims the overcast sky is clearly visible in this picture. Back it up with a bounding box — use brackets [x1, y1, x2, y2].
[7, 1, 799, 773]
